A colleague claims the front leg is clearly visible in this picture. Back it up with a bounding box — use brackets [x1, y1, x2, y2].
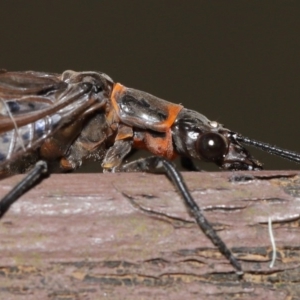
[108, 155, 243, 275]
[102, 139, 133, 171]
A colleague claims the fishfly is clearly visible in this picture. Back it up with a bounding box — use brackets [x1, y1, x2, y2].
[1, 70, 300, 275]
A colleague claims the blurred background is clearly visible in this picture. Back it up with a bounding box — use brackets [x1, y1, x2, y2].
[1, 1, 299, 170]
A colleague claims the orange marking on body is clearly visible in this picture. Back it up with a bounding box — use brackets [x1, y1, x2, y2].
[133, 129, 177, 160]
[110, 83, 126, 115]
[115, 124, 133, 141]
[161, 104, 183, 130]
[133, 131, 146, 149]
[59, 157, 74, 171]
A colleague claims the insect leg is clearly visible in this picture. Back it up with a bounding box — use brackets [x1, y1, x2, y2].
[114, 156, 243, 275]
[0, 161, 48, 218]
[102, 140, 133, 170]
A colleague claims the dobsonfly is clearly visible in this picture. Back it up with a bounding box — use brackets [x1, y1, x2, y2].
[1, 70, 300, 276]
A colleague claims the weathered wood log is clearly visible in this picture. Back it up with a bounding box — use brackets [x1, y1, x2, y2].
[0, 171, 300, 299]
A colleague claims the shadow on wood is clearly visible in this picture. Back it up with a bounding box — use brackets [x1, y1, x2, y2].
[0, 171, 300, 299]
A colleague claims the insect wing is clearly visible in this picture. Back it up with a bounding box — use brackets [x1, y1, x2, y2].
[0, 71, 93, 169]
[0, 71, 64, 98]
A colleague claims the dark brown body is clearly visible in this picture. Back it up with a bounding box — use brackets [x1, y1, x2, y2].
[0, 70, 262, 178]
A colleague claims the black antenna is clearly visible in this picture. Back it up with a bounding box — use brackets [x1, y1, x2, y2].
[236, 134, 300, 163]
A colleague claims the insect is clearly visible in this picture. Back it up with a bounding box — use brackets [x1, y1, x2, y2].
[1, 70, 300, 275]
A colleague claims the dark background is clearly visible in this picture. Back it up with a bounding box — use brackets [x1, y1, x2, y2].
[1, 1, 299, 170]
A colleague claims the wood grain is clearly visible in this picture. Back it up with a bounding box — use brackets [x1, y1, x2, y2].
[0, 171, 300, 299]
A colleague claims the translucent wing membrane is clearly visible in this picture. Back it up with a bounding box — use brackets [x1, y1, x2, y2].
[0, 113, 56, 162]
[0, 71, 64, 97]
[0, 71, 108, 171]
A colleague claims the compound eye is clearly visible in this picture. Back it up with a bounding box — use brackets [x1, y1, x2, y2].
[196, 133, 227, 161]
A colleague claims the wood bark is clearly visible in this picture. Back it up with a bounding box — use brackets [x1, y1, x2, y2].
[0, 171, 300, 299]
